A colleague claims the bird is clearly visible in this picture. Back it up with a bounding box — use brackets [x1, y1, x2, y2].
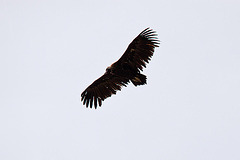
[81, 28, 159, 109]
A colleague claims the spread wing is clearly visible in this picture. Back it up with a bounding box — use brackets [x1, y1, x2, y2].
[81, 73, 129, 109]
[116, 28, 159, 71]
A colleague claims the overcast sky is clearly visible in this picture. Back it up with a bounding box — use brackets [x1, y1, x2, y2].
[1, 0, 240, 160]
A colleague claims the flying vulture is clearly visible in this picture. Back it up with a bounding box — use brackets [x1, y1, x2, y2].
[81, 28, 159, 108]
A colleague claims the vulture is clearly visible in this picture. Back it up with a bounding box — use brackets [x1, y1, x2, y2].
[81, 28, 159, 108]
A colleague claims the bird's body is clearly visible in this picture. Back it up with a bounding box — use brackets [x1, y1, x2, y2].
[81, 28, 159, 108]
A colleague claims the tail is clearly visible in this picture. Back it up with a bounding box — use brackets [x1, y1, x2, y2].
[131, 73, 147, 86]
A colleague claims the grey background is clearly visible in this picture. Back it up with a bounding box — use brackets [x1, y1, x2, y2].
[1, 0, 240, 160]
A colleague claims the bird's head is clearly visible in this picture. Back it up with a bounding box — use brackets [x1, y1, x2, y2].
[105, 66, 111, 74]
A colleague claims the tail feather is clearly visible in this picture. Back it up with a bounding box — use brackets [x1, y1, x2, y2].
[131, 74, 147, 86]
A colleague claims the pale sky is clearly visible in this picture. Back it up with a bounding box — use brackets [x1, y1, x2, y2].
[1, 0, 240, 160]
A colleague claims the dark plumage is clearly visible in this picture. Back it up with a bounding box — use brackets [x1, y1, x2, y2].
[81, 28, 159, 108]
